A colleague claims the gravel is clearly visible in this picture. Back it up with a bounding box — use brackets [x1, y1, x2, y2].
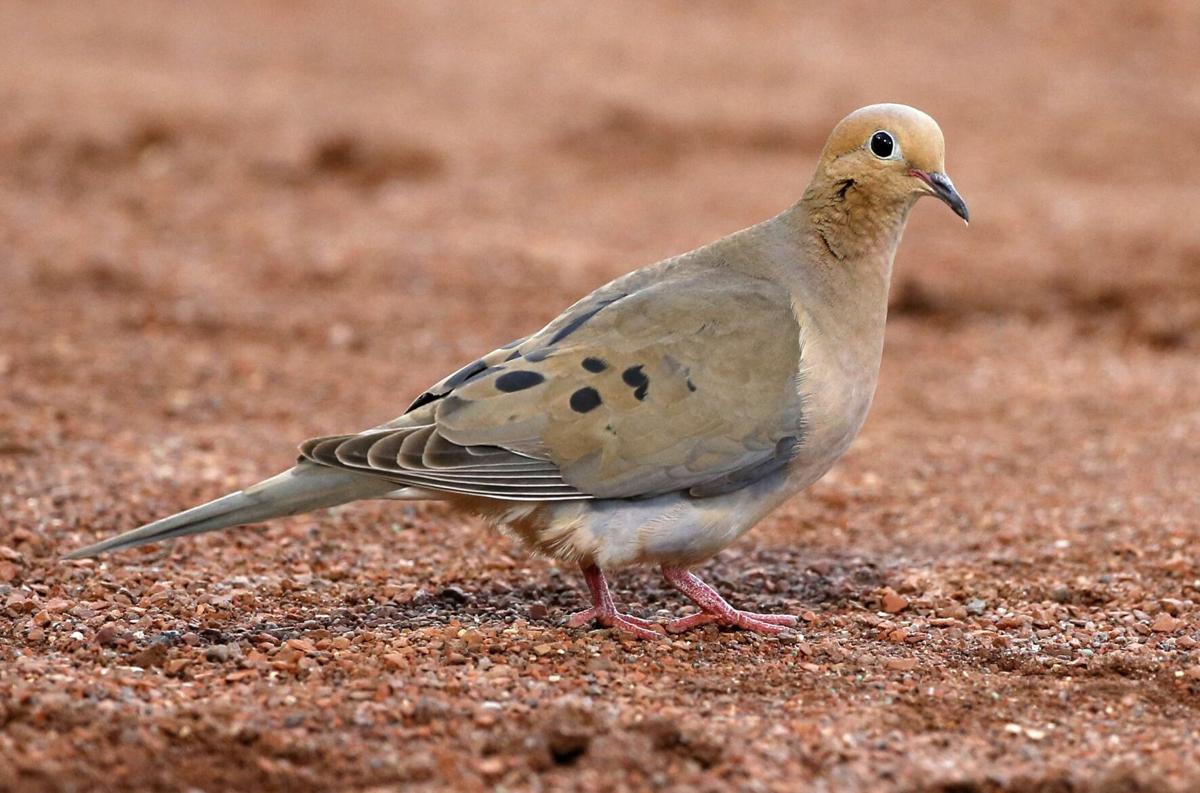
[3, 2, 1200, 791]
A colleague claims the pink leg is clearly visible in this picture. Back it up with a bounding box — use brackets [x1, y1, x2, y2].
[566, 563, 663, 639]
[661, 566, 798, 635]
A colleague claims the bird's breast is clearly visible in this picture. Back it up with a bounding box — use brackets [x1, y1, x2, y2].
[786, 309, 884, 492]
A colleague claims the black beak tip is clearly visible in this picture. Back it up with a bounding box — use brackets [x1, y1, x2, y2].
[928, 171, 969, 225]
[953, 200, 970, 225]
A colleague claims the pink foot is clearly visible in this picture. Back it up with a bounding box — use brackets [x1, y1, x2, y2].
[661, 566, 798, 636]
[567, 607, 658, 629]
[566, 606, 663, 640]
[666, 610, 797, 634]
[567, 563, 664, 640]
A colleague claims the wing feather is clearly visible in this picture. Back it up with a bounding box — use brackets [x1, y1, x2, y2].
[299, 264, 804, 502]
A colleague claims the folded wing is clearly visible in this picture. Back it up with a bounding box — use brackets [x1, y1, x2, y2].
[300, 266, 806, 501]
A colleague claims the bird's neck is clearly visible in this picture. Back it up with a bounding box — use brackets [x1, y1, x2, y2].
[797, 176, 913, 264]
[770, 180, 915, 373]
[766, 178, 914, 321]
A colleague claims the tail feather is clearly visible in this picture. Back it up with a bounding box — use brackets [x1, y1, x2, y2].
[65, 464, 399, 559]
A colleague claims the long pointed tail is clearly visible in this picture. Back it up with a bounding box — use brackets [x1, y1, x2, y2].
[65, 463, 399, 559]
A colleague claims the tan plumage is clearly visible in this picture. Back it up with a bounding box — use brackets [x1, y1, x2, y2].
[68, 103, 968, 639]
[305, 265, 803, 501]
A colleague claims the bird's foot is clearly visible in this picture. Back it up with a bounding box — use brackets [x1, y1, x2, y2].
[661, 565, 797, 636]
[566, 606, 663, 640]
[568, 562, 664, 640]
[666, 609, 797, 635]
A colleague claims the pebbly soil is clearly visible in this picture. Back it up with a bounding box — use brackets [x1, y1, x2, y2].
[2, 2, 1200, 791]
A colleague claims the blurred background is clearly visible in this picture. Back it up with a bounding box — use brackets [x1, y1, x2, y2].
[2, 3, 1200, 791]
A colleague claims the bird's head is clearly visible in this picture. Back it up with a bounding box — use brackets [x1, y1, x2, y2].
[812, 103, 968, 225]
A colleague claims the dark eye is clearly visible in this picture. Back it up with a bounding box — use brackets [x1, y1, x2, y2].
[869, 130, 895, 159]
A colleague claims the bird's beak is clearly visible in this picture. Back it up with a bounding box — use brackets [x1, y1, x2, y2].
[910, 169, 970, 224]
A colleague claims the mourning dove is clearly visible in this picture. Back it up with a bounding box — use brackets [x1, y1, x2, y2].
[68, 103, 968, 639]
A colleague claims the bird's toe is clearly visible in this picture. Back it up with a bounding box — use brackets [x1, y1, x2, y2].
[608, 615, 666, 640]
[668, 609, 796, 635]
[566, 607, 663, 639]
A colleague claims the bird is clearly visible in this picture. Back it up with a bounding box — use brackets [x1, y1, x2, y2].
[67, 103, 968, 640]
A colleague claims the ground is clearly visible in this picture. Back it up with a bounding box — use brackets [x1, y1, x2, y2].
[2, 2, 1200, 791]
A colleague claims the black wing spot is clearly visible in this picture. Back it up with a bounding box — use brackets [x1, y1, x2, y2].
[547, 294, 626, 345]
[407, 390, 440, 413]
[407, 358, 501, 412]
[444, 358, 490, 389]
[495, 371, 546, 392]
[622, 365, 649, 401]
[686, 378, 697, 392]
[581, 357, 608, 373]
[569, 387, 602, 413]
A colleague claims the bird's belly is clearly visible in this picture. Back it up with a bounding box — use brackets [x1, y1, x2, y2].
[493, 472, 795, 569]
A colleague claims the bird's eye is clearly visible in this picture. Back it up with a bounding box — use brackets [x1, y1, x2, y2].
[869, 130, 896, 159]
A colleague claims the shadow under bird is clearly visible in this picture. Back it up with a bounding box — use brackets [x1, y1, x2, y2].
[68, 103, 969, 639]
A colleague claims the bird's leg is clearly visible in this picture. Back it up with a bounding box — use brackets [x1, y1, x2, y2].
[566, 563, 663, 639]
[661, 565, 798, 635]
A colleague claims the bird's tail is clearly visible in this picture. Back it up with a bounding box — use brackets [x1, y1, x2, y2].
[64, 463, 399, 559]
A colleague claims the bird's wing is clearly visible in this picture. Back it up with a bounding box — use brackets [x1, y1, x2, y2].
[300, 266, 806, 501]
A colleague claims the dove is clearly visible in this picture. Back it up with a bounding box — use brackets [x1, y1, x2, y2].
[67, 103, 968, 639]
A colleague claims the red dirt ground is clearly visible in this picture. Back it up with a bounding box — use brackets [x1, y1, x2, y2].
[3, 3, 1200, 791]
